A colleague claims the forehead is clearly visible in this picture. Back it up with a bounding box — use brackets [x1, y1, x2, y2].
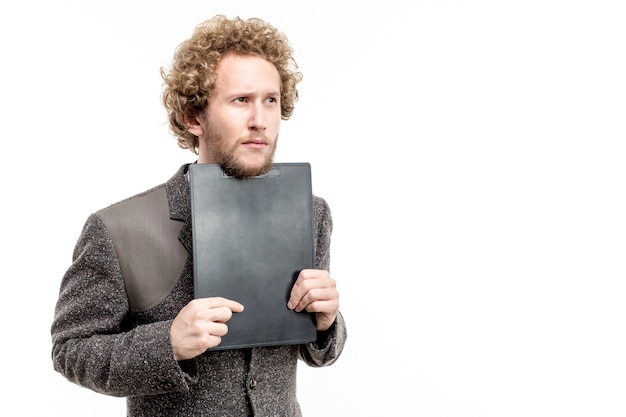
[214, 53, 281, 92]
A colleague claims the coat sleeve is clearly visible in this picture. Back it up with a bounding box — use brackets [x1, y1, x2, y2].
[50, 214, 193, 397]
[299, 196, 347, 366]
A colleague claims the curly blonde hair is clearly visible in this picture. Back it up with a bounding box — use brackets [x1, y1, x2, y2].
[161, 15, 303, 153]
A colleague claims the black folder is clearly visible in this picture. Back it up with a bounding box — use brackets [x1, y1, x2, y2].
[188, 163, 317, 350]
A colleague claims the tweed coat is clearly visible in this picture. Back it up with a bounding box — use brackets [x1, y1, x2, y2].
[51, 163, 347, 417]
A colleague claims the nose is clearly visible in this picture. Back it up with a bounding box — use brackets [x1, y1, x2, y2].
[249, 102, 267, 130]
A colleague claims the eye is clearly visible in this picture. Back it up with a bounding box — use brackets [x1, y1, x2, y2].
[234, 97, 247, 103]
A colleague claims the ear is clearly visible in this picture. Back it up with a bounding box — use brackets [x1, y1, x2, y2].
[184, 114, 205, 137]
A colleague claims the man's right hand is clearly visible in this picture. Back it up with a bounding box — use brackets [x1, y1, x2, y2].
[170, 297, 244, 360]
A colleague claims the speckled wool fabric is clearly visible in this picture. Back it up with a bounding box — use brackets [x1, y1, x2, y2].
[51, 163, 347, 417]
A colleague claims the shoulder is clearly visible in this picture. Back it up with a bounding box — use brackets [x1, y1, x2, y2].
[95, 163, 189, 225]
[313, 194, 332, 215]
[97, 184, 167, 219]
[313, 195, 331, 217]
[313, 194, 333, 232]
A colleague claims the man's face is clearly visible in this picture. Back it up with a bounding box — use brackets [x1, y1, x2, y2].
[189, 53, 282, 178]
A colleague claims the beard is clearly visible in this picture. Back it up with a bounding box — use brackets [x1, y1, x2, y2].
[202, 124, 278, 179]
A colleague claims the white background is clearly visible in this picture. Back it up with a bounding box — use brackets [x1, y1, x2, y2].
[1, 1, 625, 416]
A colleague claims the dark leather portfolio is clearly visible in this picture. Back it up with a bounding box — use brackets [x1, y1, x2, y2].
[188, 163, 317, 350]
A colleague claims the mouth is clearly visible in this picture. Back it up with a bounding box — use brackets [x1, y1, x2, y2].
[241, 138, 268, 149]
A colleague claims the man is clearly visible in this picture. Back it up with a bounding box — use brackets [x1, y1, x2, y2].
[51, 15, 347, 416]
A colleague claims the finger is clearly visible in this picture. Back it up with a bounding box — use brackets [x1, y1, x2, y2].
[289, 272, 337, 311]
[208, 322, 229, 337]
[209, 305, 244, 324]
[290, 286, 338, 313]
[196, 296, 245, 312]
[303, 296, 339, 314]
[288, 270, 321, 308]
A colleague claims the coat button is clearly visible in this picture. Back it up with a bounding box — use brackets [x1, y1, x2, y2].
[249, 379, 257, 389]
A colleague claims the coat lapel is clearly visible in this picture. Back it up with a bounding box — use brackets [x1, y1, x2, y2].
[166, 163, 193, 255]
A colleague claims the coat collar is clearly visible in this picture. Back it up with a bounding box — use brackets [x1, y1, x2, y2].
[166, 163, 193, 254]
